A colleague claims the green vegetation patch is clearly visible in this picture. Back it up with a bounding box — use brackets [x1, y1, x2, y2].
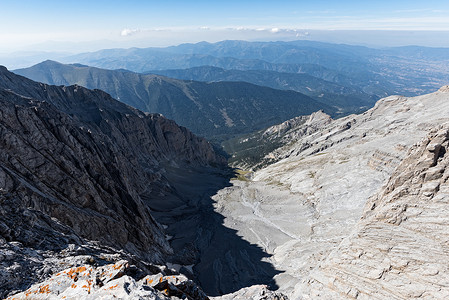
[231, 169, 252, 181]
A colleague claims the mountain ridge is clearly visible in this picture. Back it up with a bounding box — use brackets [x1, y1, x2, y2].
[14, 60, 333, 141]
[0, 65, 227, 297]
[146, 66, 377, 113]
[58, 39, 449, 97]
[0, 66, 289, 298]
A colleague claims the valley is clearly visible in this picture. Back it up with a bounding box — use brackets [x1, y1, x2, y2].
[14, 60, 333, 141]
[2, 39, 449, 300]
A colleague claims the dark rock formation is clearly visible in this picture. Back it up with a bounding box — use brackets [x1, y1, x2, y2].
[0, 66, 225, 297]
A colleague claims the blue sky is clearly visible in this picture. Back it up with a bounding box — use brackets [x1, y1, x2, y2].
[1, 0, 449, 53]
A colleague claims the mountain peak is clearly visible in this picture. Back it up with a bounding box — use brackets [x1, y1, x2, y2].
[439, 85, 449, 92]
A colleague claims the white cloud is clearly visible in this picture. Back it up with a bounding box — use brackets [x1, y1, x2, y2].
[394, 8, 449, 14]
[120, 28, 140, 37]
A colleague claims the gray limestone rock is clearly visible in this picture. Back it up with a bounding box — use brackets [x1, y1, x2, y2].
[306, 125, 449, 299]
[212, 87, 449, 298]
[6, 260, 209, 300]
[212, 285, 288, 300]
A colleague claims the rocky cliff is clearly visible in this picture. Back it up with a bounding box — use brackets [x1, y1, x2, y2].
[0, 66, 225, 298]
[223, 110, 332, 170]
[306, 124, 449, 299]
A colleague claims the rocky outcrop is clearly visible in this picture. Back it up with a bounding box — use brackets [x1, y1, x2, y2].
[224, 110, 332, 170]
[6, 260, 209, 300]
[306, 125, 449, 299]
[262, 110, 332, 139]
[212, 285, 288, 300]
[439, 85, 449, 92]
[0, 66, 225, 298]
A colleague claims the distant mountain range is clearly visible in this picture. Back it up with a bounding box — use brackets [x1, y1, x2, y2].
[59, 40, 449, 97]
[146, 66, 377, 112]
[14, 40, 449, 144]
[14, 60, 333, 141]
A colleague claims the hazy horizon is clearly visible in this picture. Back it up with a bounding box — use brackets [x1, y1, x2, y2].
[1, 0, 449, 55]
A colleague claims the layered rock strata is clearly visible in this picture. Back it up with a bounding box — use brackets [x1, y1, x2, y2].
[306, 125, 449, 299]
[212, 87, 449, 298]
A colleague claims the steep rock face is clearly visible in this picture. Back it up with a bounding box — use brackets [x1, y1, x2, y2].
[223, 110, 332, 170]
[0, 66, 223, 166]
[307, 125, 449, 299]
[212, 88, 449, 298]
[0, 66, 225, 297]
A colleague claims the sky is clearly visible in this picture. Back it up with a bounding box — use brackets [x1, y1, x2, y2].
[1, 0, 449, 54]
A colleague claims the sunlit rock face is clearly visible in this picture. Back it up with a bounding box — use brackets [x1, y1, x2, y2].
[212, 87, 449, 298]
[307, 125, 449, 299]
[5, 260, 209, 300]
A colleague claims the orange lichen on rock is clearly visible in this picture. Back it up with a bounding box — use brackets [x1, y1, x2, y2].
[65, 266, 89, 281]
[82, 279, 92, 294]
[108, 284, 118, 290]
[38, 284, 51, 294]
[71, 283, 77, 289]
[67, 266, 87, 276]
[112, 261, 128, 270]
[25, 289, 35, 297]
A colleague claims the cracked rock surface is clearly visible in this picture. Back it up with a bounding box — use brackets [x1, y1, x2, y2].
[212, 88, 449, 298]
[6, 260, 209, 300]
[307, 125, 449, 299]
